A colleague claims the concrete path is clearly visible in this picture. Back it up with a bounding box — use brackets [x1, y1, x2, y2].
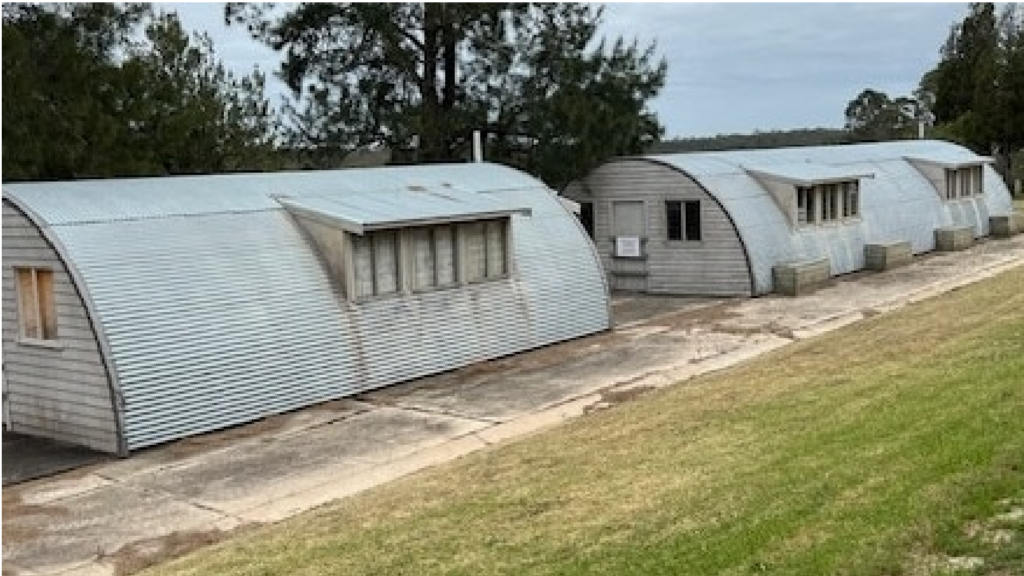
[4, 235, 1023, 576]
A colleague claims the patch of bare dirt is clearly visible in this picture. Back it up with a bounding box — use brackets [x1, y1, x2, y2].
[584, 385, 657, 414]
[601, 385, 656, 405]
[105, 524, 259, 576]
[2, 491, 69, 541]
[654, 301, 743, 331]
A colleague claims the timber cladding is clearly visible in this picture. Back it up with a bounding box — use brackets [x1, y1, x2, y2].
[569, 160, 752, 296]
[1, 200, 119, 453]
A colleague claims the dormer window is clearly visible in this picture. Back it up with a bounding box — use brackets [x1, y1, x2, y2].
[277, 190, 529, 303]
[795, 181, 860, 226]
[351, 220, 508, 300]
[904, 156, 990, 202]
[944, 165, 983, 200]
[746, 163, 872, 229]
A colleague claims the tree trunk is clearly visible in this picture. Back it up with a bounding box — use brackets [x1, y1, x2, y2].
[441, 5, 458, 159]
[419, 4, 441, 162]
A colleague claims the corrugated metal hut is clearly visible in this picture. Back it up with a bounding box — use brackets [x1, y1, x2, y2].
[2, 163, 610, 455]
[562, 140, 1016, 296]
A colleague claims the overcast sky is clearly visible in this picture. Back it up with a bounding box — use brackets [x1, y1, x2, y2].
[164, 2, 969, 139]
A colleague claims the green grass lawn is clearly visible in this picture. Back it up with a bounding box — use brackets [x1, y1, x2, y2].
[142, 268, 1024, 576]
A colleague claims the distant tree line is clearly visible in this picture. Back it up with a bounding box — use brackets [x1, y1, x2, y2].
[650, 128, 852, 154]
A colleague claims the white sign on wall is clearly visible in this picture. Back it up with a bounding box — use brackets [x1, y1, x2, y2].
[615, 236, 642, 258]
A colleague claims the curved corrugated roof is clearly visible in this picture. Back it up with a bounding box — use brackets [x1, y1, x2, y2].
[4, 162, 610, 452]
[639, 140, 1014, 294]
[2, 162, 548, 224]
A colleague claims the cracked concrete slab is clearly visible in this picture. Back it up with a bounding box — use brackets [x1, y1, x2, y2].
[3, 481, 227, 576]
[128, 407, 490, 511]
[3, 234, 1023, 576]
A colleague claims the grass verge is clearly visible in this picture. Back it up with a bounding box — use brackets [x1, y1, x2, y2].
[142, 268, 1024, 576]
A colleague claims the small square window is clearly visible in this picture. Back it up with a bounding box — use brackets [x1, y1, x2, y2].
[666, 201, 701, 241]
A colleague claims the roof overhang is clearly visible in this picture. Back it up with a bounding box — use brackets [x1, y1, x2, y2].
[276, 189, 531, 235]
[903, 155, 994, 170]
[744, 163, 875, 187]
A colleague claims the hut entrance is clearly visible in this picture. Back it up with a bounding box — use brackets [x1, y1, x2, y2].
[610, 200, 648, 290]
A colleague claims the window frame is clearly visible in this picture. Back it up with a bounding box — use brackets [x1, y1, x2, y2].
[14, 266, 60, 346]
[793, 180, 861, 228]
[943, 165, 985, 200]
[346, 217, 512, 303]
[665, 200, 703, 243]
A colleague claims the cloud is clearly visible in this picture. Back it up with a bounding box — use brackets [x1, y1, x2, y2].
[601, 2, 966, 136]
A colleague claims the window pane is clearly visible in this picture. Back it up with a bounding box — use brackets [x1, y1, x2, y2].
[37, 269, 57, 339]
[485, 220, 507, 278]
[352, 234, 375, 298]
[373, 231, 399, 295]
[665, 201, 682, 240]
[823, 185, 839, 221]
[797, 187, 810, 225]
[580, 202, 595, 238]
[17, 269, 40, 339]
[462, 221, 487, 281]
[409, 227, 435, 290]
[435, 225, 456, 285]
[844, 183, 859, 218]
[684, 201, 702, 241]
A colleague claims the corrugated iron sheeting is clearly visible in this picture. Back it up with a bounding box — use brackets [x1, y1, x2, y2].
[2, 163, 546, 225]
[646, 140, 1014, 295]
[5, 163, 610, 451]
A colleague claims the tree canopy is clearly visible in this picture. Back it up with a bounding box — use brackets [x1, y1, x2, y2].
[226, 2, 666, 188]
[2, 3, 277, 181]
[843, 88, 923, 142]
[921, 2, 1024, 180]
[840, 3, 1023, 185]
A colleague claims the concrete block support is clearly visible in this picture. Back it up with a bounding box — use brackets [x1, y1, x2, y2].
[935, 226, 974, 252]
[990, 213, 1022, 238]
[865, 241, 913, 271]
[773, 258, 830, 296]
